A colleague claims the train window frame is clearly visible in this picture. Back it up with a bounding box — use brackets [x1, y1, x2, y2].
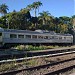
[66, 37, 71, 40]
[52, 36, 54, 39]
[10, 34, 17, 38]
[38, 36, 43, 39]
[59, 37, 62, 39]
[49, 36, 52, 39]
[25, 35, 31, 39]
[44, 36, 48, 39]
[32, 35, 37, 39]
[64, 37, 66, 39]
[53, 36, 58, 39]
[18, 35, 24, 38]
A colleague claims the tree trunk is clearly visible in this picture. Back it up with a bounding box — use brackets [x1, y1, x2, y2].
[34, 8, 36, 17]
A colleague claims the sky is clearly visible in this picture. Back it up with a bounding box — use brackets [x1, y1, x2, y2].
[0, 0, 74, 17]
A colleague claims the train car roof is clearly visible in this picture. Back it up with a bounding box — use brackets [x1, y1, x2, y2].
[3, 29, 56, 35]
[0, 28, 73, 36]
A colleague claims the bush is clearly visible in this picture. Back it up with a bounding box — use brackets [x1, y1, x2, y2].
[16, 45, 25, 50]
[14, 45, 60, 51]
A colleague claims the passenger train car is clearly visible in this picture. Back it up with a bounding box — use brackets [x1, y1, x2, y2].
[0, 28, 73, 47]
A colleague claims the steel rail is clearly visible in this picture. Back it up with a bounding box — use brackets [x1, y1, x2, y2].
[0, 57, 75, 75]
[0, 50, 75, 64]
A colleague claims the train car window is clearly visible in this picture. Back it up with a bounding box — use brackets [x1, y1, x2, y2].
[54, 36, 58, 39]
[0, 33, 2, 36]
[64, 37, 66, 39]
[52, 36, 54, 39]
[26, 35, 31, 39]
[66, 37, 71, 40]
[32, 35, 37, 39]
[44, 36, 48, 39]
[10, 34, 17, 38]
[18, 35, 24, 38]
[38, 36, 43, 39]
[49, 36, 52, 39]
[59, 37, 62, 39]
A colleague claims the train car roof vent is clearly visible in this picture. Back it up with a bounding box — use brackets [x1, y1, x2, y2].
[35, 30, 43, 33]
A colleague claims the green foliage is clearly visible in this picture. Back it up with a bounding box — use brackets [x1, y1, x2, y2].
[26, 1, 42, 17]
[0, 3, 74, 34]
[16, 45, 23, 50]
[0, 3, 9, 16]
[15, 45, 60, 51]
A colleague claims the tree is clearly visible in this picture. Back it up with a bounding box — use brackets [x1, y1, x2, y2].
[59, 16, 70, 24]
[53, 17, 59, 32]
[32, 1, 42, 17]
[71, 15, 75, 30]
[0, 4, 9, 16]
[39, 11, 51, 25]
[0, 16, 7, 28]
[5, 8, 31, 30]
[60, 24, 68, 33]
[26, 4, 32, 12]
[26, 1, 42, 29]
[26, 1, 42, 17]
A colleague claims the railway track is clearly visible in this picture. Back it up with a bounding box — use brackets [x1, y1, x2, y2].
[0, 49, 75, 75]
[0, 46, 75, 60]
[0, 50, 75, 64]
[0, 55, 75, 75]
[0, 47, 75, 75]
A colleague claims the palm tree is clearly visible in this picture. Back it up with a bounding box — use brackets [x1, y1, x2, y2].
[32, 1, 42, 17]
[26, 1, 42, 29]
[26, 4, 33, 11]
[26, 1, 42, 17]
[0, 4, 9, 16]
[39, 11, 51, 25]
[37, 1, 42, 13]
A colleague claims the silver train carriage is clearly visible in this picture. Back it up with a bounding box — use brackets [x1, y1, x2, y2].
[0, 28, 73, 47]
